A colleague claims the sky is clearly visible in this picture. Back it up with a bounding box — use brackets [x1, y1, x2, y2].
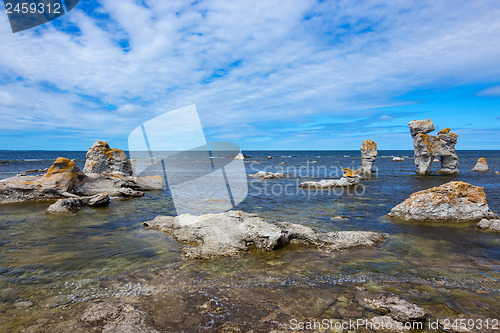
[0, 0, 500, 151]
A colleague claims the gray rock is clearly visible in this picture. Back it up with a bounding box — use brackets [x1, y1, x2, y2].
[408, 120, 459, 175]
[369, 316, 411, 332]
[477, 219, 500, 232]
[357, 292, 426, 322]
[300, 168, 361, 188]
[83, 141, 133, 176]
[248, 171, 285, 179]
[14, 300, 34, 309]
[392, 157, 405, 162]
[388, 181, 498, 221]
[143, 211, 385, 259]
[86, 193, 110, 207]
[356, 140, 377, 174]
[471, 157, 489, 172]
[119, 188, 144, 198]
[46, 198, 84, 214]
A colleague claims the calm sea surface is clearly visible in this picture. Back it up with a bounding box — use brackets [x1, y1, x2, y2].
[0, 150, 499, 331]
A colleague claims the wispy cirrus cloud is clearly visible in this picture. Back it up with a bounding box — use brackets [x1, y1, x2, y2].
[0, 0, 500, 149]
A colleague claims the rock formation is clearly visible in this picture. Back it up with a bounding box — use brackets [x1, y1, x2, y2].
[143, 210, 385, 259]
[234, 152, 245, 160]
[248, 171, 285, 179]
[46, 193, 110, 214]
[408, 120, 459, 175]
[388, 181, 498, 221]
[392, 157, 405, 161]
[471, 157, 489, 172]
[356, 291, 427, 322]
[356, 140, 377, 174]
[299, 168, 361, 188]
[83, 141, 133, 176]
[477, 219, 500, 232]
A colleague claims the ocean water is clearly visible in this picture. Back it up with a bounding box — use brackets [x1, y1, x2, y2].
[0, 150, 499, 331]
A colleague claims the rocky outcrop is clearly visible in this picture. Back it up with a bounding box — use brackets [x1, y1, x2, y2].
[81, 302, 158, 333]
[47, 197, 84, 214]
[392, 157, 405, 162]
[83, 141, 133, 176]
[408, 120, 459, 175]
[477, 219, 500, 232]
[356, 140, 377, 174]
[86, 193, 110, 206]
[143, 211, 385, 259]
[248, 171, 285, 179]
[300, 168, 361, 188]
[388, 181, 498, 221]
[0, 157, 84, 204]
[234, 153, 245, 160]
[357, 292, 427, 322]
[471, 157, 489, 172]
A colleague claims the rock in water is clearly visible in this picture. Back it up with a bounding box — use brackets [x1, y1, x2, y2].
[248, 171, 285, 179]
[369, 316, 411, 332]
[46, 198, 84, 214]
[357, 292, 427, 322]
[356, 140, 377, 174]
[143, 211, 385, 259]
[300, 168, 361, 188]
[0, 158, 84, 204]
[495, 171, 500, 175]
[86, 193, 110, 207]
[408, 120, 459, 175]
[471, 157, 489, 172]
[83, 141, 133, 176]
[477, 219, 500, 232]
[234, 152, 245, 160]
[392, 157, 405, 161]
[388, 181, 498, 221]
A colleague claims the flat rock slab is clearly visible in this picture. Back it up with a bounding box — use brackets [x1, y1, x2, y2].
[388, 181, 498, 221]
[356, 292, 426, 322]
[143, 211, 385, 259]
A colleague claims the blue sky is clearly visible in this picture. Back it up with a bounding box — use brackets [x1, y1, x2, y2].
[0, 0, 499, 150]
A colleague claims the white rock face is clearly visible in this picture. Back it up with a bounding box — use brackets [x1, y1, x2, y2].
[248, 171, 285, 179]
[477, 219, 500, 232]
[471, 157, 489, 172]
[143, 211, 385, 259]
[408, 120, 459, 175]
[388, 181, 498, 221]
[392, 157, 405, 161]
[83, 141, 133, 176]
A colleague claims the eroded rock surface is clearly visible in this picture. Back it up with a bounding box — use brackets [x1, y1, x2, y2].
[409, 120, 459, 175]
[46, 197, 84, 214]
[471, 157, 489, 172]
[357, 292, 426, 322]
[477, 219, 500, 232]
[143, 211, 385, 259]
[300, 168, 361, 188]
[248, 171, 285, 179]
[388, 181, 498, 221]
[356, 140, 377, 175]
[83, 141, 133, 176]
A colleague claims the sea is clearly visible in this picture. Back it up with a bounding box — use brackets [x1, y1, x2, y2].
[0, 150, 499, 331]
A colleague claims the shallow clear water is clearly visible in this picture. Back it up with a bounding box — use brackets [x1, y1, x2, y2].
[0, 150, 499, 331]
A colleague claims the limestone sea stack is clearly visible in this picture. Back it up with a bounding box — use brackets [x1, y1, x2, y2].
[408, 120, 459, 175]
[83, 140, 133, 176]
[143, 210, 385, 259]
[388, 181, 498, 221]
[356, 140, 377, 175]
[471, 157, 489, 172]
[300, 168, 360, 188]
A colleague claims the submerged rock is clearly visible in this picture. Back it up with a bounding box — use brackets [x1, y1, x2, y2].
[471, 157, 489, 172]
[388, 181, 498, 221]
[83, 141, 133, 176]
[356, 140, 377, 174]
[248, 171, 285, 179]
[81, 302, 158, 332]
[357, 292, 426, 322]
[408, 120, 459, 175]
[46, 197, 84, 214]
[143, 211, 385, 259]
[477, 219, 500, 232]
[300, 168, 361, 188]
